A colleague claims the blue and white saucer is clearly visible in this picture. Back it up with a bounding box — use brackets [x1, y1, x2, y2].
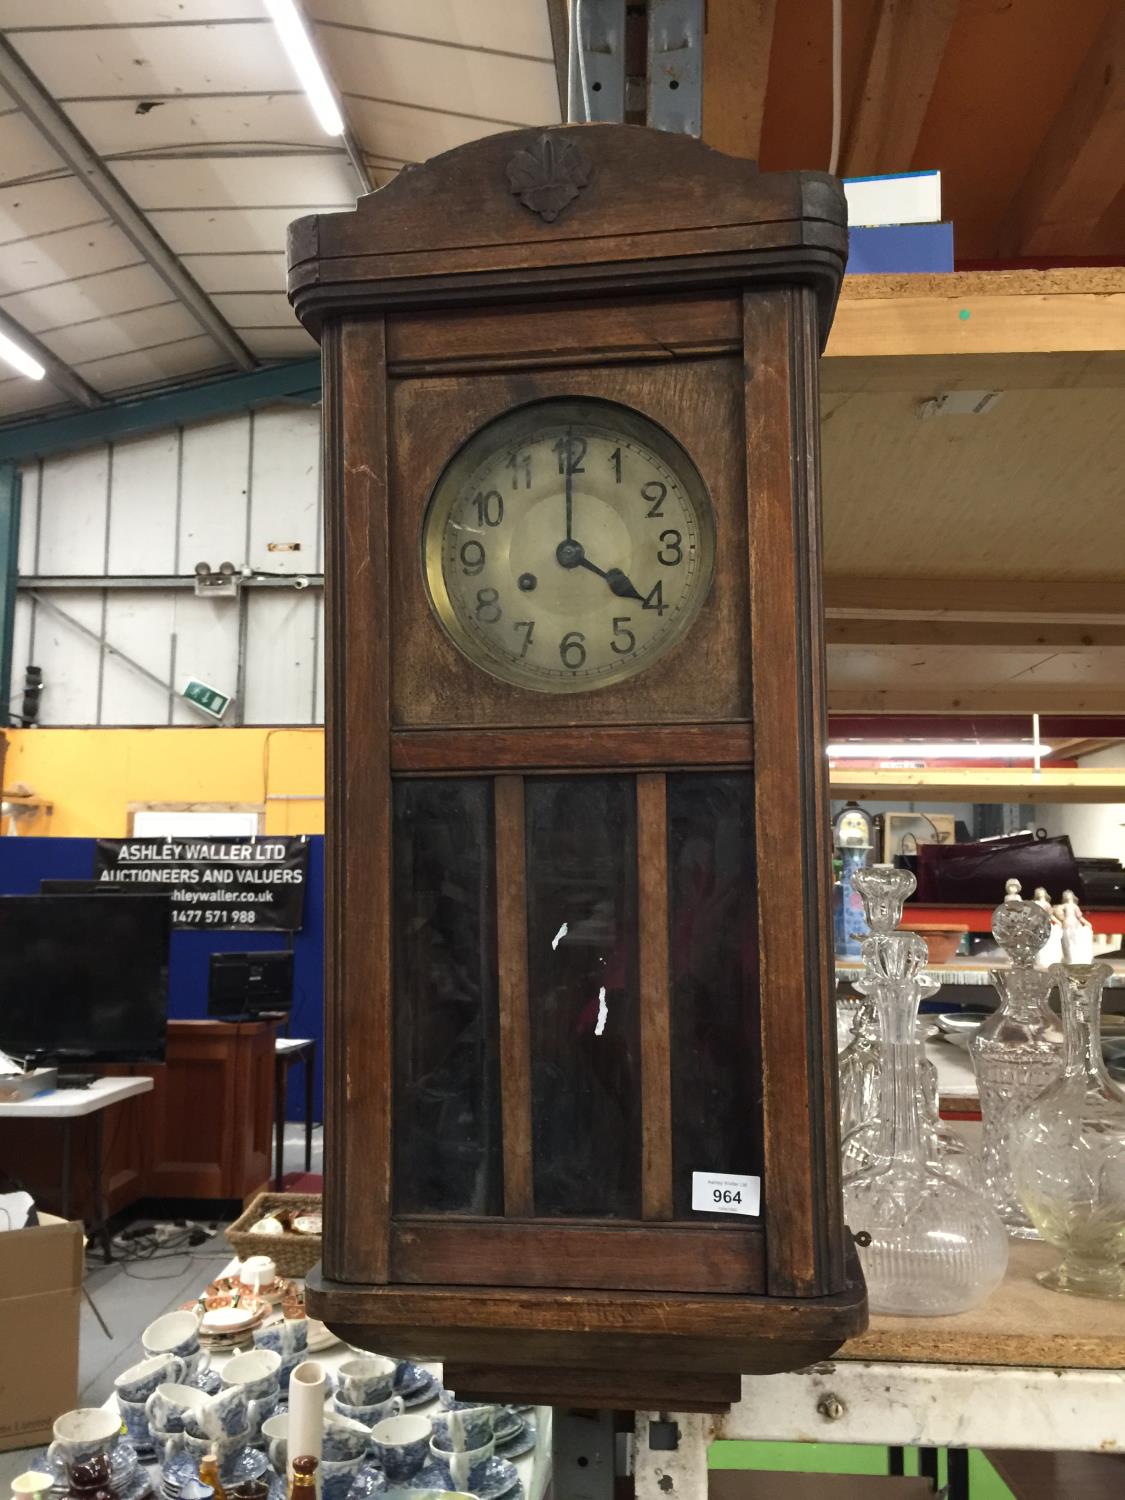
[401, 1374, 439, 1409]
[409, 1457, 520, 1500]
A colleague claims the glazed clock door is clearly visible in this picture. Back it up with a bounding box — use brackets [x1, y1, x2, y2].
[384, 357, 766, 1297]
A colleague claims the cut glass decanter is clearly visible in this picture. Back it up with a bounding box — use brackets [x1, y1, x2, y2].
[969, 879, 1064, 1236]
[1012, 962, 1125, 1298]
[843, 870, 1008, 1315]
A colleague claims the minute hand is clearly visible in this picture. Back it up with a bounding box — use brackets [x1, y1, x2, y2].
[576, 556, 645, 603]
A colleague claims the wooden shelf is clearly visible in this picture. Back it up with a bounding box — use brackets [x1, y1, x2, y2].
[829, 766, 1125, 803]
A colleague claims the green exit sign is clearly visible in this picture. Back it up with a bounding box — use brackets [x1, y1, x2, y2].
[182, 679, 231, 719]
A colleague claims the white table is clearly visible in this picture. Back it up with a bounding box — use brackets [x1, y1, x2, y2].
[0, 1076, 153, 1258]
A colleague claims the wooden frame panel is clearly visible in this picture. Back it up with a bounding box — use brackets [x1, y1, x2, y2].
[637, 772, 673, 1220]
[391, 722, 754, 773]
[387, 357, 750, 730]
[322, 317, 393, 1285]
[746, 288, 844, 1298]
[389, 1219, 764, 1294]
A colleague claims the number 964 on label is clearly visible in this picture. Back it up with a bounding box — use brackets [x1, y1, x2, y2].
[691, 1171, 761, 1217]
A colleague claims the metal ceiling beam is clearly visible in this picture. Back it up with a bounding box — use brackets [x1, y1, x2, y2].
[0, 35, 256, 372]
[0, 306, 106, 411]
[0, 357, 321, 461]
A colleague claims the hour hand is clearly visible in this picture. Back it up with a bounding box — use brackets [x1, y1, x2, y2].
[579, 556, 644, 603]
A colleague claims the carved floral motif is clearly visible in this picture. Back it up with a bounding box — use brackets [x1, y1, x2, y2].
[506, 135, 592, 223]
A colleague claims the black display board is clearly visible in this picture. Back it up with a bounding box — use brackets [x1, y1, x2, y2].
[93, 835, 308, 931]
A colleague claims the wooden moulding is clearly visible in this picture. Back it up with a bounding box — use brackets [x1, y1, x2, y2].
[305, 1237, 867, 1405]
[390, 722, 754, 773]
[287, 126, 846, 336]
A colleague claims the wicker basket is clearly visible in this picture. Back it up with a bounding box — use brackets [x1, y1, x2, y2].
[225, 1191, 323, 1279]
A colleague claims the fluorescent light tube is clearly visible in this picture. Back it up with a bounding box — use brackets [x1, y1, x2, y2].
[0, 330, 45, 381]
[264, 0, 344, 137]
[827, 743, 1053, 760]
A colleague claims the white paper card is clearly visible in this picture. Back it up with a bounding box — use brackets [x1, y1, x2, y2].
[691, 1170, 761, 1217]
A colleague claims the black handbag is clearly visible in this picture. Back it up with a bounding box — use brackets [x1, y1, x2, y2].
[914, 829, 1082, 906]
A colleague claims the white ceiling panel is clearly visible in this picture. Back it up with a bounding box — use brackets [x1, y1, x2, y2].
[308, 1, 555, 60]
[146, 205, 345, 253]
[0, 220, 137, 293]
[345, 94, 510, 164]
[0, 2, 264, 24]
[179, 251, 288, 293]
[0, 109, 67, 183]
[74, 334, 226, 392]
[0, 263, 162, 333]
[40, 301, 202, 365]
[211, 291, 294, 327]
[239, 326, 317, 358]
[64, 92, 323, 156]
[321, 27, 559, 125]
[9, 21, 292, 99]
[0, 175, 102, 243]
[111, 153, 357, 210]
[0, 376, 65, 419]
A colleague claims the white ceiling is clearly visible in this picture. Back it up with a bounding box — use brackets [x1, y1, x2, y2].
[0, 0, 562, 422]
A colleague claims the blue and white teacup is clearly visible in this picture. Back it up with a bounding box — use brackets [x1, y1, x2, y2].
[321, 1414, 370, 1463]
[143, 1311, 207, 1372]
[278, 1354, 302, 1394]
[183, 1427, 250, 1465]
[46, 1409, 121, 1472]
[222, 1349, 282, 1403]
[321, 1456, 365, 1500]
[247, 1391, 281, 1441]
[346, 1463, 389, 1500]
[184, 1384, 249, 1442]
[331, 1393, 403, 1428]
[145, 1382, 208, 1437]
[431, 1406, 494, 1451]
[429, 1434, 495, 1493]
[115, 1397, 151, 1448]
[115, 1355, 186, 1405]
[335, 1356, 396, 1408]
[369, 1415, 431, 1482]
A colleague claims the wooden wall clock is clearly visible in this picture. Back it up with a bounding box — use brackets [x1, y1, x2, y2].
[288, 123, 866, 1413]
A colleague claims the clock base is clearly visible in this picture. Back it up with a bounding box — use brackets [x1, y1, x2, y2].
[305, 1243, 867, 1412]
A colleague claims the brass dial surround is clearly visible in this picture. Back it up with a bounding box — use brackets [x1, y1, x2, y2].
[422, 397, 716, 694]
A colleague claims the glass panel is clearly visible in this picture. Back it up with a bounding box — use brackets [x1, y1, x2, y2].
[667, 772, 762, 1219]
[525, 776, 641, 1218]
[392, 778, 502, 1215]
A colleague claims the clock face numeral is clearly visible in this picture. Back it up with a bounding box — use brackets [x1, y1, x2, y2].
[425, 398, 715, 694]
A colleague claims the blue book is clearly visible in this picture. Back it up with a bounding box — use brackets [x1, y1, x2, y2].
[846, 222, 954, 275]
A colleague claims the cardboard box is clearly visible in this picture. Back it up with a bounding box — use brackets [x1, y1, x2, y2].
[0, 1213, 83, 1452]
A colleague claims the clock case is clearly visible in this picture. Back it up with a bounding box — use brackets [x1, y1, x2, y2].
[288, 124, 866, 1412]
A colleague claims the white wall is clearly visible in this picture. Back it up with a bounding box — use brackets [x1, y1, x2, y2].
[10, 404, 323, 726]
[1038, 745, 1125, 861]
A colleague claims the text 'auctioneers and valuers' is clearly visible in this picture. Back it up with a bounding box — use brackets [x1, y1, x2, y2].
[93, 837, 309, 930]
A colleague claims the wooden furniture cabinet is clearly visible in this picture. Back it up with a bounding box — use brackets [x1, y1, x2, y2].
[290, 123, 866, 1409]
[0, 1020, 276, 1218]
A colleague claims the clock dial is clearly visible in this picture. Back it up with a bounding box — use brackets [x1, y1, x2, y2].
[423, 398, 715, 693]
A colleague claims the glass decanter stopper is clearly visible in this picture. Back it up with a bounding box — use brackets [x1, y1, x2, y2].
[1012, 962, 1125, 1298]
[969, 880, 1063, 1235]
[843, 925, 1009, 1314]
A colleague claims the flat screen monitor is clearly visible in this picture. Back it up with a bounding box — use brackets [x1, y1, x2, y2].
[0, 894, 170, 1064]
[208, 951, 294, 1020]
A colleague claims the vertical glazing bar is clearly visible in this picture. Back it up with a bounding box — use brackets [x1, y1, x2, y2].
[637, 771, 673, 1219]
[495, 774, 534, 1216]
